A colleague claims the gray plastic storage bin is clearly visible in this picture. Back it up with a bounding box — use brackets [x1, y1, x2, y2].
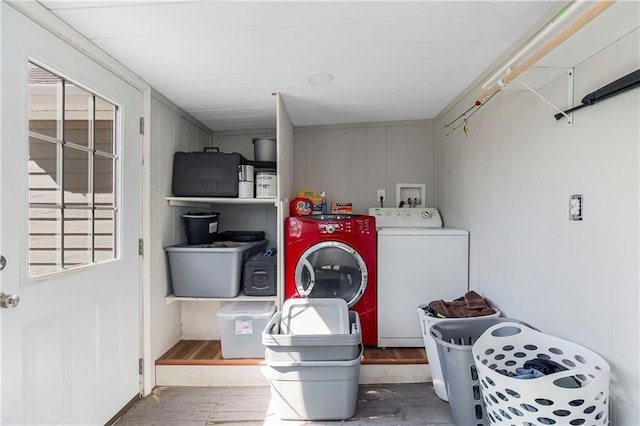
[430, 317, 531, 426]
[164, 240, 266, 297]
[281, 298, 350, 334]
[264, 349, 362, 421]
[262, 311, 361, 361]
[263, 299, 362, 421]
[217, 301, 275, 358]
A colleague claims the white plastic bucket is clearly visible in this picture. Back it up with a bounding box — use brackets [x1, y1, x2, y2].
[238, 181, 254, 198]
[256, 172, 276, 198]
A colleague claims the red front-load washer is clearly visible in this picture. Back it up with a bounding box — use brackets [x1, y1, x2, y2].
[285, 215, 377, 346]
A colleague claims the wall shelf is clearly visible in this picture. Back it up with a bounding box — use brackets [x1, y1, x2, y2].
[166, 196, 277, 207]
[165, 294, 277, 304]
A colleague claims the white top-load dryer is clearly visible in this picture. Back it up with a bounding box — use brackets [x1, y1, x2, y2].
[368, 207, 469, 347]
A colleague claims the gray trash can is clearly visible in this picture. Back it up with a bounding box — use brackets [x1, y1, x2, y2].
[430, 317, 532, 426]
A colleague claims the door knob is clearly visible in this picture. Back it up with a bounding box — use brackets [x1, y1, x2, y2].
[0, 293, 20, 309]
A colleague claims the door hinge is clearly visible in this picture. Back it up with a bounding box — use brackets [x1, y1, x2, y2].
[138, 239, 144, 256]
[139, 358, 144, 375]
[139, 117, 145, 135]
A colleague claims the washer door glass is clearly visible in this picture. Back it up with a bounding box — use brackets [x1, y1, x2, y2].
[294, 241, 368, 307]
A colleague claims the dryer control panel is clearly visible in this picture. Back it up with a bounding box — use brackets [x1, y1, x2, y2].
[368, 207, 442, 228]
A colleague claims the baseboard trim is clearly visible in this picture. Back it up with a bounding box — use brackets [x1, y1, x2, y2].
[155, 363, 431, 387]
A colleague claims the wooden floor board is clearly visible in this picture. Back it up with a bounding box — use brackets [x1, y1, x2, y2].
[156, 340, 427, 366]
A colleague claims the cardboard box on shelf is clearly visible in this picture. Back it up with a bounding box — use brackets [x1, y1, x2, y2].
[330, 202, 353, 215]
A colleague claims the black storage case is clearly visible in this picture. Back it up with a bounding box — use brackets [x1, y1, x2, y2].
[219, 231, 265, 243]
[172, 147, 245, 197]
[243, 255, 277, 296]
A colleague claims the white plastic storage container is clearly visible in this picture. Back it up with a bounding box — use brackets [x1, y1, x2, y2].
[263, 311, 361, 361]
[265, 349, 362, 421]
[217, 301, 276, 358]
[164, 240, 266, 297]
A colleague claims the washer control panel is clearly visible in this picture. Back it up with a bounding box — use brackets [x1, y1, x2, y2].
[291, 214, 375, 235]
[318, 221, 349, 234]
[368, 207, 443, 228]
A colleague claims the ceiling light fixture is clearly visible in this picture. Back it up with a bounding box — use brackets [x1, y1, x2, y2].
[481, 0, 586, 91]
[307, 72, 334, 86]
[477, 0, 614, 103]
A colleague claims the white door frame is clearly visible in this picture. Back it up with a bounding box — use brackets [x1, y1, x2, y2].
[5, 0, 155, 397]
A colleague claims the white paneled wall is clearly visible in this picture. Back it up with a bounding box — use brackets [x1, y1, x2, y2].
[293, 120, 435, 214]
[211, 129, 278, 245]
[212, 128, 275, 161]
[148, 91, 212, 381]
[435, 29, 639, 424]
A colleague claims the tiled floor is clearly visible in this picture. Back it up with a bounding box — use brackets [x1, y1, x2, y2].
[113, 383, 454, 425]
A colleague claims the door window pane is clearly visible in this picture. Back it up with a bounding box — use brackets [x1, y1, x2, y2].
[63, 146, 91, 207]
[29, 208, 62, 276]
[63, 209, 92, 267]
[94, 155, 114, 207]
[28, 63, 62, 139]
[64, 82, 92, 148]
[95, 97, 115, 155]
[27, 62, 120, 277]
[95, 210, 115, 263]
[29, 136, 60, 206]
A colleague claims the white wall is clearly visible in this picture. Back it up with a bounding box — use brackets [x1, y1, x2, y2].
[293, 120, 435, 213]
[148, 91, 212, 383]
[436, 29, 639, 424]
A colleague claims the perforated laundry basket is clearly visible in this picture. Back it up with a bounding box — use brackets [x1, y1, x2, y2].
[472, 322, 610, 426]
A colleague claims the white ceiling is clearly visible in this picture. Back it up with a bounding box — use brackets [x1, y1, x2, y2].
[36, 1, 572, 130]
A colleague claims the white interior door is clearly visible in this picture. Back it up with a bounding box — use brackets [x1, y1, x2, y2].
[1, 4, 141, 424]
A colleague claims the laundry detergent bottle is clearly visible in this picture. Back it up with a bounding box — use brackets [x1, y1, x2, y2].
[320, 191, 328, 214]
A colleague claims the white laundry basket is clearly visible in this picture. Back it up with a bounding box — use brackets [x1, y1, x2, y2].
[472, 322, 610, 426]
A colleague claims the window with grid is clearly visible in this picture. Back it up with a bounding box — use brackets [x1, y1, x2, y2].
[28, 62, 118, 277]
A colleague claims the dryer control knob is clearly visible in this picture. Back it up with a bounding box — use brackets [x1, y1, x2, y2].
[325, 224, 336, 234]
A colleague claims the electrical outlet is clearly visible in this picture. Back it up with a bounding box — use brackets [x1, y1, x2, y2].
[377, 189, 385, 202]
[570, 194, 582, 221]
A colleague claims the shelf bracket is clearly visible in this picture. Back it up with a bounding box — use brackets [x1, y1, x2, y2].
[514, 67, 574, 125]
